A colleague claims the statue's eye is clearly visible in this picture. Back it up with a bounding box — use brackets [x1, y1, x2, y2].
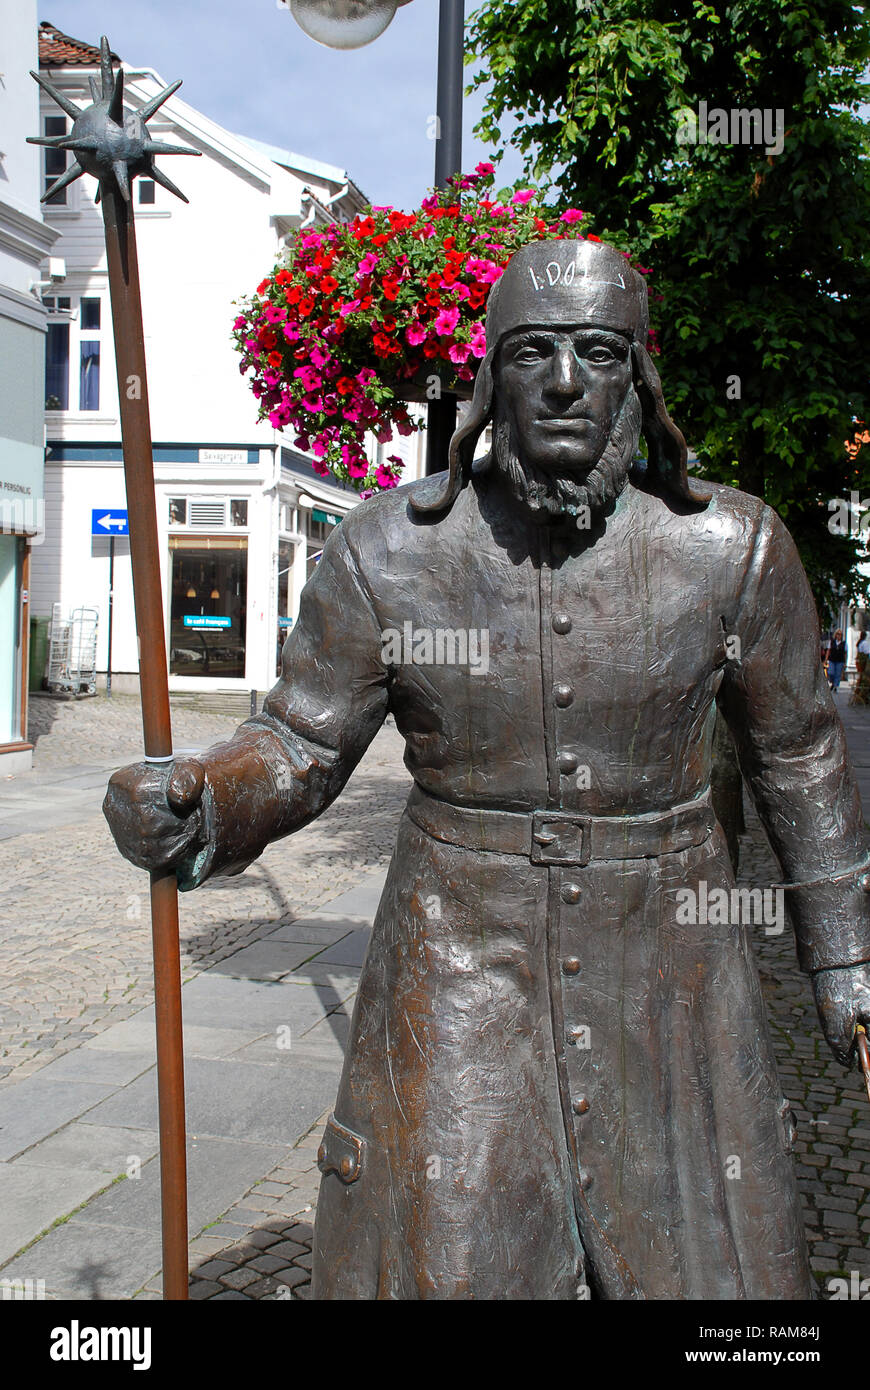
[584, 347, 618, 364]
[512, 343, 549, 364]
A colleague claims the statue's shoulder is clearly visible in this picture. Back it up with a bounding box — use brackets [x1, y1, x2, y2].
[339, 471, 455, 551]
[633, 476, 769, 551]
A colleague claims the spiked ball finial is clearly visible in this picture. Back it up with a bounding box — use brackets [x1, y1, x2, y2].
[27, 35, 200, 204]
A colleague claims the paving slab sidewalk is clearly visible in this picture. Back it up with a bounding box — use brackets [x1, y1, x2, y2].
[0, 872, 383, 1299]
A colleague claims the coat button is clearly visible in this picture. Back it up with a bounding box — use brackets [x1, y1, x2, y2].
[562, 956, 581, 975]
[339, 1155, 355, 1178]
[554, 682, 574, 707]
[561, 882, 581, 903]
[572, 1095, 590, 1114]
[558, 752, 578, 775]
[552, 613, 572, 634]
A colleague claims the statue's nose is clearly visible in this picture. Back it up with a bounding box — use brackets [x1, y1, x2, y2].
[547, 342, 584, 397]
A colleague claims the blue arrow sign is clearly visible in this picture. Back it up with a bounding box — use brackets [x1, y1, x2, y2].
[92, 508, 129, 536]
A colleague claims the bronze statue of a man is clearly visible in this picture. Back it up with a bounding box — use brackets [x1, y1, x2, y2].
[104, 239, 870, 1299]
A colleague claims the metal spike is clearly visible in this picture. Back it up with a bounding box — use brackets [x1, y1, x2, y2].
[142, 140, 198, 157]
[149, 163, 189, 204]
[40, 160, 84, 203]
[29, 70, 81, 120]
[28, 134, 99, 153]
[112, 159, 131, 203]
[26, 134, 71, 147]
[109, 64, 124, 125]
[59, 137, 100, 152]
[99, 36, 114, 101]
[138, 79, 182, 123]
[89, 75, 100, 103]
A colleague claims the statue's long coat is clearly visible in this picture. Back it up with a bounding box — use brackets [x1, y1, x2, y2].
[188, 470, 870, 1300]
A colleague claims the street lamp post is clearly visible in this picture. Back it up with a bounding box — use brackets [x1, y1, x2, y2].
[287, 0, 466, 476]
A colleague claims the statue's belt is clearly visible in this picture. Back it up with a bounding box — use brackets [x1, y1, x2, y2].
[406, 785, 716, 867]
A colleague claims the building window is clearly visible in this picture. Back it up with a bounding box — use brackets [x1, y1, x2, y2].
[43, 115, 68, 204]
[138, 179, 156, 205]
[303, 507, 340, 580]
[230, 499, 248, 527]
[169, 498, 187, 525]
[45, 322, 69, 410]
[79, 341, 100, 411]
[43, 294, 103, 414]
[80, 297, 101, 331]
[276, 538, 294, 675]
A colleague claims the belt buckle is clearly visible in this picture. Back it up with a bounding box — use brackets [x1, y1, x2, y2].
[531, 811, 590, 866]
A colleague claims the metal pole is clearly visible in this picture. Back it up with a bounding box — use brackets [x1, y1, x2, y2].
[426, 0, 465, 476]
[28, 34, 200, 1305]
[102, 187, 189, 1301]
[434, 0, 465, 188]
[107, 534, 114, 699]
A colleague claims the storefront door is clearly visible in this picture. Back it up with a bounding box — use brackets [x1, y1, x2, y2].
[169, 536, 247, 680]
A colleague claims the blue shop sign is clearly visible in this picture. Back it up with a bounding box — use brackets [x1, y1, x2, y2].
[183, 615, 231, 629]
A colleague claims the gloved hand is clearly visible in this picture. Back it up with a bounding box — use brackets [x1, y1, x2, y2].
[812, 962, 870, 1066]
[103, 757, 206, 873]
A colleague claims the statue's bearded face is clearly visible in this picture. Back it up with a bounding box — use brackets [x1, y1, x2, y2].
[491, 326, 642, 522]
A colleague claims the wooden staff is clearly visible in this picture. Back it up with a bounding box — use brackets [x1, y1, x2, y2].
[29, 36, 200, 1300]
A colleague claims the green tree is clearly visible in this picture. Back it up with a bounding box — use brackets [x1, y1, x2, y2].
[468, 0, 870, 620]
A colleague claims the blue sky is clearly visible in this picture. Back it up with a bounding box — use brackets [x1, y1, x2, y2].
[38, 0, 526, 208]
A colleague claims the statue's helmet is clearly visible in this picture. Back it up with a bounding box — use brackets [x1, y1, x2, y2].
[409, 237, 709, 513]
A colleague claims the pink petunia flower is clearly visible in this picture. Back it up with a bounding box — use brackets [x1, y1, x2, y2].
[434, 306, 460, 336]
[309, 344, 333, 370]
[356, 252, 379, 278]
[294, 365, 321, 389]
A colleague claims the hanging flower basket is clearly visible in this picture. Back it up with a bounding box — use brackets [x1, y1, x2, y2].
[232, 165, 590, 494]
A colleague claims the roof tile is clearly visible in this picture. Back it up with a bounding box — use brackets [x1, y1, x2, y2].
[38, 21, 119, 67]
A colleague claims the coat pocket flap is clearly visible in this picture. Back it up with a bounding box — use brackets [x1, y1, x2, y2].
[317, 1114, 365, 1183]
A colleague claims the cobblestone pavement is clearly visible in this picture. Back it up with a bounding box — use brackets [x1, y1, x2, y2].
[0, 693, 410, 1084]
[3, 694, 870, 1298]
[740, 801, 870, 1295]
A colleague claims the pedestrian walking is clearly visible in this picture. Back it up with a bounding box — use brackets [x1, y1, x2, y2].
[828, 630, 847, 692]
[851, 632, 870, 706]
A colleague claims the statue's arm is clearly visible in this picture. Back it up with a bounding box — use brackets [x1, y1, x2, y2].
[716, 503, 870, 1061]
[104, 521, 389, 888]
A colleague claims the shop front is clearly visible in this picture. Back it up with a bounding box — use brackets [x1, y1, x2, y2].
[0, 536, 28, 752]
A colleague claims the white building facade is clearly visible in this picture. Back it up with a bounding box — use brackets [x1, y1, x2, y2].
[30, 23, 424, 696]
[0, 2, 59, 770]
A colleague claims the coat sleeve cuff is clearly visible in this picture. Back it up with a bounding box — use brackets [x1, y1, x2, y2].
[174, 735, 282, 890]
[785, 862, 870, 972]
[173, 722, 344, 891]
